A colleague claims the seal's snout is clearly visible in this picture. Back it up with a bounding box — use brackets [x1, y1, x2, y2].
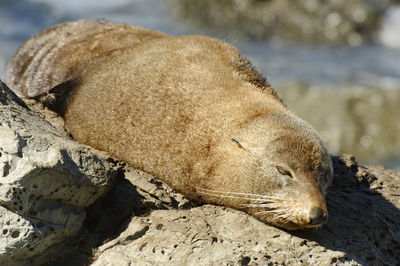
[308, 207, 328, 226]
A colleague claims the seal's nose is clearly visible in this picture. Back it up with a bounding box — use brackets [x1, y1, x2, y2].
[309, 207, 327, 225]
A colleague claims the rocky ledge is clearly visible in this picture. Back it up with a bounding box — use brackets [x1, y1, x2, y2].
[1, 80, 399, 265]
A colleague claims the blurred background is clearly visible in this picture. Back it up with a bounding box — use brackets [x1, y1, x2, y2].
[1, 0, 399, 169]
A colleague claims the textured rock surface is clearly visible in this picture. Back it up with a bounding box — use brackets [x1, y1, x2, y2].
[92, 206, 344, 265]
[90, 155, 400, 265]
[0, 81, 119, 265]
[1, 79, 400, 265]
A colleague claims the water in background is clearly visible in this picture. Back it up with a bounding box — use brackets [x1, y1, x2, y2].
[1, 0, 400, 168]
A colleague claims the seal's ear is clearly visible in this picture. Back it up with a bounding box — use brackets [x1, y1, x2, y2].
[231, 138, 253, 151]
[232, 138, 262, 154]
[232, 138, 244, 149]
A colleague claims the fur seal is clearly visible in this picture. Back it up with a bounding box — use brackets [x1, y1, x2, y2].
[6, 19, 333, 230]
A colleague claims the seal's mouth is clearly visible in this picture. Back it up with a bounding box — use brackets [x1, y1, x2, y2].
[308, 206, 328, 226]
[283, 220, 327, 230]
[262, 206, 328, 230]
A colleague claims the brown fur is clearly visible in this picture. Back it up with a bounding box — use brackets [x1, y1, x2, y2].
[6, 19, 165, 98]
[6, 20, 333, 230]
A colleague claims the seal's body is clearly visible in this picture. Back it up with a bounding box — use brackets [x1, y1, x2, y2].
[6, 20, 333, 230]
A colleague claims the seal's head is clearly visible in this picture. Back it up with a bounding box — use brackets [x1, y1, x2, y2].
[200, 108, 333, 230]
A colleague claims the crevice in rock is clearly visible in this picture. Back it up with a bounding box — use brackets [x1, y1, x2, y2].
[2, 161, 11, 177]
[123, 225, 150, 244]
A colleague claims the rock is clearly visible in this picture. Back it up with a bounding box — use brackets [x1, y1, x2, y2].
[0, 80, 29, 109]
[91, 154, 400, 265]
[168, 0, 397, 45]
[1, 79, 400, 265]
[277, 82, 400, 167]
[379, 6, 400, 49]
[0, 81, 119, 265]
[92, 206, 345, 265]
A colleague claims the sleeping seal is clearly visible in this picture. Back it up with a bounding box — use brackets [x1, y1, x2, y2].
[6, 19, 333, 230]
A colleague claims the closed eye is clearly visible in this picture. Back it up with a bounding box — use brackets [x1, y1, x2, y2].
[276, 166, 292, 178]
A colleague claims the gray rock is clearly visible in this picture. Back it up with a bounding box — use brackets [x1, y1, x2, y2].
[0, 81, 118, 265]
[91, 155, 400, 265]
[92, 206, 345, 265]
[2, 79, 400, 265]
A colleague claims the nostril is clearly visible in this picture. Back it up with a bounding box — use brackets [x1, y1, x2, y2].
[309, 207, 327, 225]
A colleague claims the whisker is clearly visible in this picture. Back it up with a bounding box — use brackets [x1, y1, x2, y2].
[198, 191, 267, 202]
[253, 208, 277, 215]
[197, 187, 294, 225]
[253, 206, 293, 225]
[241, 203, 275, 208]
[277, 214, 288, 219]
[196, 187, 271, 199]
[196, 187, 286, 203]
[284, 217, 292, 223]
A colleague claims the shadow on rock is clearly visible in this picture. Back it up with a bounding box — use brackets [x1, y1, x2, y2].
[43, 154, 400, 266]
[293, 154, 400, 265]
